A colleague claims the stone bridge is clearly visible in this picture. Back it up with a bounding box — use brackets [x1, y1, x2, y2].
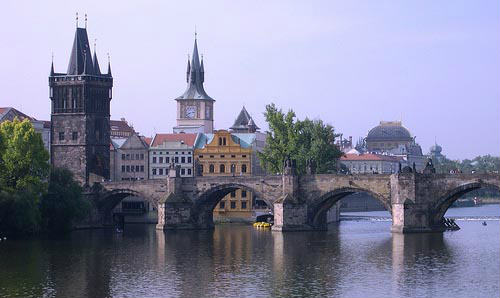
[87, 167, 499, 233]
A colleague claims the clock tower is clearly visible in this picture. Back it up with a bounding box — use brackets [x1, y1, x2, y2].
[173, 36, 215, 133]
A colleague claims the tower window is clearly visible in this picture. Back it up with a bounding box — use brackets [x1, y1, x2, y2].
[59, 132, 65, 141]
[72, 132, 78, 141]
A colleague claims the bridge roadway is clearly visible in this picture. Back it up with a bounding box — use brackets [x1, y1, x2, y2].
[86, 168, 499, 233]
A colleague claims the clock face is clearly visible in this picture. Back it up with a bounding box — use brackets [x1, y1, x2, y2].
[186, 106, 196, 119]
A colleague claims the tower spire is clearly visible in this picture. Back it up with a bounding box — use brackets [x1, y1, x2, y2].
[92, 39, 101, 75]
[85, 13, 87, 28]
[76, 12, 79, 28]
[107, 53, 112, 77]
[50, 52, 54, 76]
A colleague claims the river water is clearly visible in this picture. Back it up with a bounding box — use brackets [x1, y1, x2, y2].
[0, 205, 498, 298]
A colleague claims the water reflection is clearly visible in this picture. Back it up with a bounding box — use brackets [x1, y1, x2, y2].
[0, 207, 498, 298]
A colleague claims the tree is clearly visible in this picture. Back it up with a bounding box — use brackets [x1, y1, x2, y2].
[258, 103, 343, 174]
[41, 168, 89, 233]
[0, 119, 50, 235]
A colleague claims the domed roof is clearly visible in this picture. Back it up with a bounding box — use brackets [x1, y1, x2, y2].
[430, 144, 442, 153]
[366, 121, 412, 142]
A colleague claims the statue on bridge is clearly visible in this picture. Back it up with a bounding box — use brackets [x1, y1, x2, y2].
[423, 158, 436, 174]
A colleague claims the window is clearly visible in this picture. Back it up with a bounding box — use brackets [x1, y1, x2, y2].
[242, 155, 247, 158]
[152, 168, 157, 175]
[166, 157, 170, 163]
[231, 155, 236, 158]
[210, 155, 214, 158]
[136, 165, 140, 172]
[220, 164, 225, 173]
[241, 190, 247, 198]
[220, 155, 225, 158]
[181, 157, 186, 163]
[126, 165, 130, 172]
[209, 164, 214, 173]
[219, 202, 225, 209]
[59, 132, 65, 141]
[153, 157, 157, 163]
[187, 169, 191, 175]
[187, 157, 192, 163]
[121, 165, 125, 172]
[175, 151, 178, 155]
[199, 155, 204, 158]
[230, 191, 236, 198]
[136, 154, 140, 160]
[230, 201, 236, 209]
[122, 154, 126, 160]
[241, 164, 247, 173]
[175, 157, 179, 163]
[140, 154, 144, 160]
[223, 137, 227, 146]
[131, 166, 135, 172]
[126, 154, 130, 160]
[241, 201, 247, 209]
[181, 168, 185, 175]
[200, 165, 204, 173]
[140, 165, 144, 172]
[218, 137, 222, 146]
[72, 131, 78, 141]
[159, 168, 163, 175]
[159, 157, 163, 163]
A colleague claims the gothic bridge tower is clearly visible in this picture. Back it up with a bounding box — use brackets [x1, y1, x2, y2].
[173, 35, 215, 133]
[49, 20, 113, 185]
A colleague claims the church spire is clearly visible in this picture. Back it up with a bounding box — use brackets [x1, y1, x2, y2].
[107, 53, 112, 77]
[50, 53, 54, 76]
[92, 40, 101, 75]
[176, 34, 213, 101]
[67, 25, 94, 75]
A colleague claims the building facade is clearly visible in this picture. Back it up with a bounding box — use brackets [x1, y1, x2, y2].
[173, 37, 215, 134]
[149, 133, 198, 178]
[340, 152, 401, 174]
[195, 130, 254, 220]
[49, 24, 113, 185]
[110, 133, 149, 181]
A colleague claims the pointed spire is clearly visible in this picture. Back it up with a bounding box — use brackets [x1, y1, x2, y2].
[186, 54, 191, 83]
[76, 12, 79, 28]
[92, 39, 101, 75]
[200, 54, 205, 83]
[67, 26, 94, 75]
[50, 53, 54, 76]
[85, 13, 87, 28]
[107, 53, 112, 77]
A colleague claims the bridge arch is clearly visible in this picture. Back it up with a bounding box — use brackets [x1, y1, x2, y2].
[190, 183, 273, 228]
[431, 182, 500, 223]
[309, 187, 392, 229]
[97, 189, 156, 224]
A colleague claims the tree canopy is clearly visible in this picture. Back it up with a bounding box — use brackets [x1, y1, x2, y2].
[257, 103, 343, 174]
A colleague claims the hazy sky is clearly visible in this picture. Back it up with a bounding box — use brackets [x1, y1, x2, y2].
[1, 1, 499, 159]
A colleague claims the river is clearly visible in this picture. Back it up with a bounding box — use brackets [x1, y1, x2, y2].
[0, 204, 498, 298]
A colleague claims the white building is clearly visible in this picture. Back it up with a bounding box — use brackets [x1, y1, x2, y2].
[149, 133, 199, 178]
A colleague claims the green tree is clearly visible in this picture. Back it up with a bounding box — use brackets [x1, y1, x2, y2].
[0, 119, 49, 235]
[258, 103, 343, 174]
[41, 168, 89, 234]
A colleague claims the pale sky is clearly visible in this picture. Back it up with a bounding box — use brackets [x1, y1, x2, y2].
[1, 1, 499, 160]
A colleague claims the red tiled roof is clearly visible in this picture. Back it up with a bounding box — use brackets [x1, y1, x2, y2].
[141, 136, 153, 146]
[341, 153, 401, 162]
[151, 133, 197, 147]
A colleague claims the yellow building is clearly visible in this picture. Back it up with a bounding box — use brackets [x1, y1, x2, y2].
[194, 130, 254, 221]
